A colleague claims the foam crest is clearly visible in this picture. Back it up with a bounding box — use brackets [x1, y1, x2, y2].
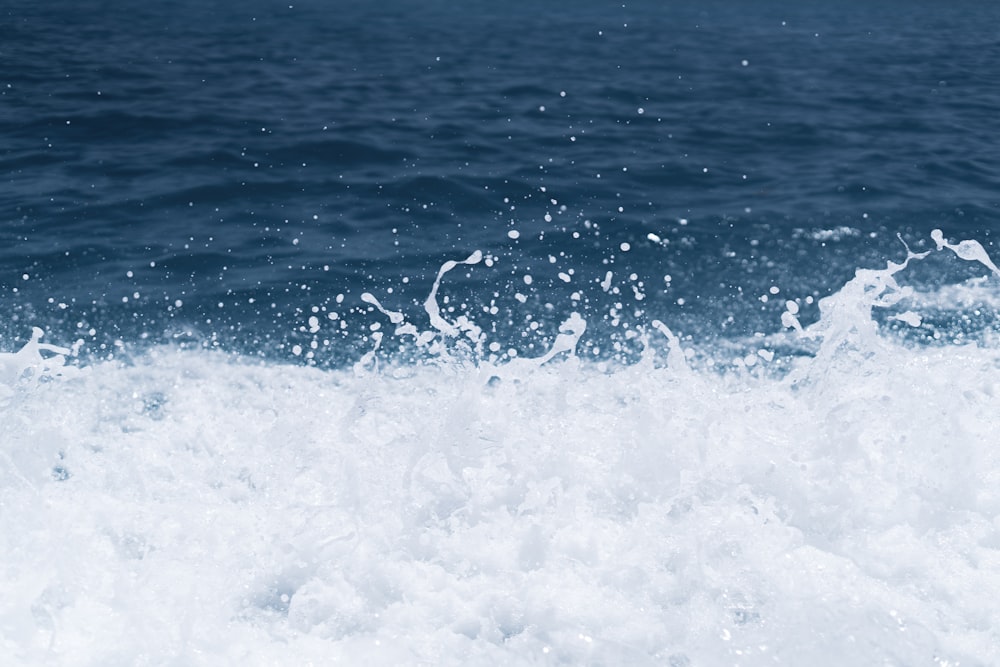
[2, 233, 999, 665]
[777, 232, 999, 385]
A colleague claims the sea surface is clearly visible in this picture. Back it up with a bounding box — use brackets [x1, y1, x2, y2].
[3, 1, 1000, 665]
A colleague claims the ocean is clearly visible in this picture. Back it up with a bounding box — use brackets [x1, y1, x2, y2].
[3, 0, 1000, 664]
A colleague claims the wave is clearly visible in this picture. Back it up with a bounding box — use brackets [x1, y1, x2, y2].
[1, 232, 999, 665]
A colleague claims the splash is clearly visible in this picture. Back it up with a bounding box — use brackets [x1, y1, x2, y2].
[2, 232, 999, 666]
[423, 250, 484, 342]
[360, 250, 592, 374]
[0, 327, 78, 404]
[363, 251, 486, 349]
[932, 228, 1000, 277]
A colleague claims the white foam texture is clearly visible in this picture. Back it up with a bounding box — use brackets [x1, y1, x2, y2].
[2, 234, 999, 665]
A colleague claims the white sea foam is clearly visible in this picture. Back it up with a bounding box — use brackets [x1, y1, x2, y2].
[2, 236, 1000, 666]
[0, 327, 78, 404]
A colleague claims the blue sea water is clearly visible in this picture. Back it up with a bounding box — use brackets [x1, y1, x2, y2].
[3, 1, 1000, 664]
[4, 0, 999, 359]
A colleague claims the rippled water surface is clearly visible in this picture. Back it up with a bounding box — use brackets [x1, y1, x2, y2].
[4, 0, 999, 356]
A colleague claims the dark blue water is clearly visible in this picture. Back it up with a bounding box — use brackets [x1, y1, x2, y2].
[3, 0, 1000, 363]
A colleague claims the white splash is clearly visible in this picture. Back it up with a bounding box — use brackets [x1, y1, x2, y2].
[932, 228, 1000, 277]
[0, 327, 77, 402]
[423, 250, 483, 342]
[2, 233, 1000, 666]
[891, 310, 923, 327]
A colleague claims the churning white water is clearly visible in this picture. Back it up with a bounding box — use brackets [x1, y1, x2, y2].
[2, 233, 999, 666]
